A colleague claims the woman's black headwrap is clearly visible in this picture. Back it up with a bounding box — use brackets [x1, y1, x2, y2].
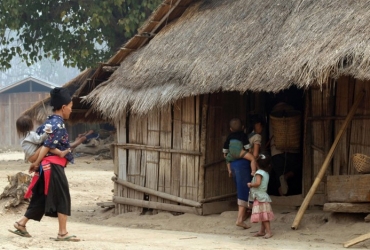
[50, 87, 71, 110]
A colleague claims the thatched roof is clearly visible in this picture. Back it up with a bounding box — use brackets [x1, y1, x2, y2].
[84, 0, 370, 120]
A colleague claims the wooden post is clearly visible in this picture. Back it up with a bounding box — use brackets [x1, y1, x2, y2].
[302, 91, 312, 196]
[198, 94, 209, 202]
[291, 90, 365, 230]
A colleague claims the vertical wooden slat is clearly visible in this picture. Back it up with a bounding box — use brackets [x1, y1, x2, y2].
[172, 100, 182, 199]
[198, 95, 208, 203]
[146, 109, 160, 213]
[158, 104, 172, 204]
[323, 82, 335, 177]
[194, 96, 200, 202]
[116, 117, 127, 214]
[302, 91, 312, 196]
[310, 87, 330, 194]
[204, 96, 217, 199]
[127, 115, 145, 212]
[333, 76, 353, 175]
[181, 97, 194, 199]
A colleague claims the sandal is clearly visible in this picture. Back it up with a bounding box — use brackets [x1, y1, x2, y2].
[8, 222, 31, 237]
[50, 232, 80, 242]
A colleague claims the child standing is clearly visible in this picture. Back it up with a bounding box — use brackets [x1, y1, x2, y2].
[223, 118, 257, 177]
[16, 115, 71, 163]
[247, 154, 274, 239]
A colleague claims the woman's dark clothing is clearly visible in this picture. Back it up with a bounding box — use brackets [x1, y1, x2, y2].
[25, 164, 71, 221]
[231, 159, 252, 207]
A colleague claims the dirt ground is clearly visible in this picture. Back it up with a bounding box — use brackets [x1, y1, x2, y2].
[0, 152, 369, 250]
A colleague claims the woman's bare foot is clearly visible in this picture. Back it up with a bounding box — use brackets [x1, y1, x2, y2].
[263, 233, 273, 239]
[253, 232, 266, 237]
[236, 222, 251, 229]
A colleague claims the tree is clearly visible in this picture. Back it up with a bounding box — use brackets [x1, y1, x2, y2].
[0, 0, 162, 70]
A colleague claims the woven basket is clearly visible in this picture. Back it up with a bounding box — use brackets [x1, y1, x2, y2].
[270, 110, 301, 150]
[352, 153, 370, 174]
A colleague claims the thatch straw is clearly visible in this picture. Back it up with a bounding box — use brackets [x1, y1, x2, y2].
[84, 0, 370, 121]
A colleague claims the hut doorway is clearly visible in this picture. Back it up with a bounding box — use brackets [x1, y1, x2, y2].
[245, 86, 305, 197]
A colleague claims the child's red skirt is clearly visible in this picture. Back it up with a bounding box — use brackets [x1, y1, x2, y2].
[250, 200, 274, 223]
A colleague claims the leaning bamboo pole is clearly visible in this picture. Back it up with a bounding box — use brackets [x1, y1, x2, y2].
[112, 176, 202, 207]
[344, 232, 370, 248]
[291, 90, 365, 230]
[113, 196, 200, 215]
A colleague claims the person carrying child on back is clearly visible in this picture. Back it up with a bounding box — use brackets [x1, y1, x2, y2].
[223, 118, 257, 177]
[247, 154, 274, 239]
[16, 115, 71, 163]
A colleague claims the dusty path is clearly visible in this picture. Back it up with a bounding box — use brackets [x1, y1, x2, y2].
[0, 152, 368, 249]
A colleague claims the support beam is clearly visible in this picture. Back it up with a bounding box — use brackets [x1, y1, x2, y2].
[113, 196, 200, 215]
[112, 176, 202, 207]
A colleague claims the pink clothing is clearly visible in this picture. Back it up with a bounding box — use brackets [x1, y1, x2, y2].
[250, 200, 274, 223]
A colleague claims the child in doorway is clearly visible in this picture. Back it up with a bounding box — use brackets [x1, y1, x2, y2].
[223, 118, 257, 177]
[247, 154, 274, 239]
[16, 115, 71, 163]
[248, 115, 265, 159]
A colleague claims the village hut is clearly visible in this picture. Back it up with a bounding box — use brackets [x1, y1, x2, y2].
[79, 0, 370, 215]
[0, 77, 56, 146]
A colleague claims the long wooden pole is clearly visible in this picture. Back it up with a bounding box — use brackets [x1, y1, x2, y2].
[343, 232, 370, 248]
[291, 90, 365, 230]
[113, 196, 200, 215]
[112, 176, 202, 207]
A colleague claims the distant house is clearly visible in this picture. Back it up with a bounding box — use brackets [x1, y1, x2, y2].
[0, 76, 56, 147]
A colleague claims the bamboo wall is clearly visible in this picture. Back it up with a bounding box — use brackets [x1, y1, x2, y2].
[0, 92, 49, 147]
[304, 76, 370, 196]
[114, 96, 201, 214]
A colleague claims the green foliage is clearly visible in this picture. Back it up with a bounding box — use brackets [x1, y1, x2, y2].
[0, 0, 162, 70]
